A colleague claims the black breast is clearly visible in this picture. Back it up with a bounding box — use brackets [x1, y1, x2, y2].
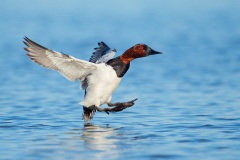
[107, 57, 130, 77]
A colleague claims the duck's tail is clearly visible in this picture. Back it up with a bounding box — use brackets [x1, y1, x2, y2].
[82, 106, 96, 122]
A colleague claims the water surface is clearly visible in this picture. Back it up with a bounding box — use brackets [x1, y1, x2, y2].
[1, 0, 240, 159]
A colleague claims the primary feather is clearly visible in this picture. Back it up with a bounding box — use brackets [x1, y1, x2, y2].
[24, 37, 97, 82]
[89, 41, 116, 64]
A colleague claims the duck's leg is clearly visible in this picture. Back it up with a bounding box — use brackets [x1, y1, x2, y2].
[95, 98, 138, 114]
[82, 105, 96, 121]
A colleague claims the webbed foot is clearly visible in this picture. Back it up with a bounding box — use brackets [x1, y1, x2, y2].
[96, 98, 138, 114]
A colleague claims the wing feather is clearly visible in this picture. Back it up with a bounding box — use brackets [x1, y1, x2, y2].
[24, 37, 97, 82]
[89, 41, 116, 63]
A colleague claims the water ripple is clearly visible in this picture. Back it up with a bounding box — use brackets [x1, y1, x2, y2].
[1, 1, 240, 159]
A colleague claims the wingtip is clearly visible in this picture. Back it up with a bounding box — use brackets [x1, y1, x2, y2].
[98, 41, 108, 47]
[23, 36, 28, 45]
[24, 47, 29, 51]
[24, 36, 29, 41]
[23, 36, 32, 45]
[23, 41, 29, 47]
[22, 37, 48, 50]
[101, 41, 107, 46]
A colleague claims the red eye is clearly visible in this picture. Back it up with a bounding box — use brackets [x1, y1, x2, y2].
[134, 45, 143, 51]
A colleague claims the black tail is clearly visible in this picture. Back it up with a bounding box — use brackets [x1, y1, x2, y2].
[82, 106, 96, 122]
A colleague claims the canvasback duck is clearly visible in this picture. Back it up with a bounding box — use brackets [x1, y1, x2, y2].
[23, 37, 162, 122]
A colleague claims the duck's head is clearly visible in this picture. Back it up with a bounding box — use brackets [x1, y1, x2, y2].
[120, 44, 162, 64]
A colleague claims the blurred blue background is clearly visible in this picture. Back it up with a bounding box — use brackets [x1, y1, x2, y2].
[0, 0, 240, 159]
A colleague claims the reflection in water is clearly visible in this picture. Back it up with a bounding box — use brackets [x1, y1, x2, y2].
[81, 123, 120, 159]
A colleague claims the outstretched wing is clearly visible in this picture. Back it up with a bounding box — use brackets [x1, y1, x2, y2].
[24, 37, 97, 82]
[89, 41, 116, 64]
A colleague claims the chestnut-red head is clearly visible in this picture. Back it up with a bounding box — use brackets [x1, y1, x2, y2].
[120, 44, 162, 64]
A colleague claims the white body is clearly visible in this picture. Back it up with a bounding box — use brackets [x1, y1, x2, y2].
[80, 63, 121, 107]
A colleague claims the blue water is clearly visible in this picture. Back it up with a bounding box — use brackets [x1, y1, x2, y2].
[1, 0, 240, 159]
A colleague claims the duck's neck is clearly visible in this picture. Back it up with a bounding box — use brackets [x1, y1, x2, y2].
[120, 49, 135, 64]
[107, 57, 130, 77]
